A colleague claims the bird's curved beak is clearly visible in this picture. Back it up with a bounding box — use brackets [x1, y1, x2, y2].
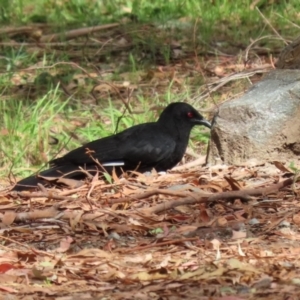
[197, 119, 211, 129]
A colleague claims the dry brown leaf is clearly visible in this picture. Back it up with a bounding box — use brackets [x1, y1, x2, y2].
[56, 236, 74, 253]
[2, 211, 16, 226]
[273, 161, 292, 173]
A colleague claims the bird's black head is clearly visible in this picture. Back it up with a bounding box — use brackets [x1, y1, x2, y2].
[158, 102, 211, 129]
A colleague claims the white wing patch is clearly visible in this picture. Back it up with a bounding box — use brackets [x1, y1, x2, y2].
[102, 161, 125, 167]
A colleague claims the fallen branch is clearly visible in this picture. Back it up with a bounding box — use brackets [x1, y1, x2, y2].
[14, 207, 60, 222]
[107, 188, 209, 205]
[145, 177, 293, 214]
[11, 191, 84, 202]
[208, 177, 293, 201]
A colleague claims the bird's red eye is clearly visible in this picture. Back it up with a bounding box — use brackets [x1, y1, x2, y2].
[187, 112, 194, 118]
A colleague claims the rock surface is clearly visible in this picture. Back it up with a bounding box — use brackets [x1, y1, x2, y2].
[207, 70, 300, 165]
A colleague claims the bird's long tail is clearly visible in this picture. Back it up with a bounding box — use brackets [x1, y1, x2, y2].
[11, 164, 90, 191]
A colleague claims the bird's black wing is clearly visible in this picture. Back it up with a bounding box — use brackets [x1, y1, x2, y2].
[118, 125, 177, 169]
[51, 123, 176, 169]
[51, 134, 123, 166]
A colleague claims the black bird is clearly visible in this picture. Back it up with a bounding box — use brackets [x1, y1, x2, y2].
[12, 102, 211, 191]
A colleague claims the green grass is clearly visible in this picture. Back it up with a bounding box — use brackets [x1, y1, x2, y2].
[1, 0, 299, 39]
[1, 0, 300, 182]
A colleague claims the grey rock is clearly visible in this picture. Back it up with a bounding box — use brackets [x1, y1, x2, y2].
[278, 220, 291, 228]
[248, 218, 260, 225]
[207, 70, 300, 165]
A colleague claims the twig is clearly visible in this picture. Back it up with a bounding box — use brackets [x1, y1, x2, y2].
[255, 7, 287, 45]
[244, 35, 283, 65]
[274, 13, 300, 30]
[172, 156, 206, 171]
[40, 23, 120, 42]
[192, 68, 270, 102]
[0, 235, 30, 250]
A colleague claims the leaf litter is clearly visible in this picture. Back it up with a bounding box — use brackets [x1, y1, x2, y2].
[0, 20, 298, 300]
[1, 159, 300, 299]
